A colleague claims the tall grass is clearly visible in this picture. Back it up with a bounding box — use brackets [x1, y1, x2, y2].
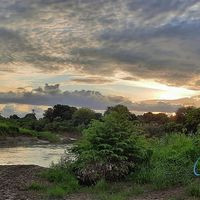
[134, 134, 200, 189]
[40, 167, 80, 198]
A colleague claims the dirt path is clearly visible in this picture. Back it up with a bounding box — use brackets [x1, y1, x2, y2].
[0, 165, 45, 200]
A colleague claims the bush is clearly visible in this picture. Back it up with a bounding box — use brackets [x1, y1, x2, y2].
[135, 134, 200, 189]
[73, 112, 151, 184]
[19, 128, 60, 143]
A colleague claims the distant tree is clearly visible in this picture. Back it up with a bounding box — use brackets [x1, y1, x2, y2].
[23, 113, 37, 120]
[43, 108, 54, 122]
[141, 112, 169, 125]
[174, 107, 194, 124]
[184, 107, 200, 134]
[43, 104, 78, 122]
[10, 114, 20, 120]
[163, 122, 185, 134]
[95, 112, 102, 120]
[104, 105, 137, 121]
[72, 108, 97, 126]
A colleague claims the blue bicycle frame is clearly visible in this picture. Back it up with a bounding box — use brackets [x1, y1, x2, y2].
[194, 157, 200, 176]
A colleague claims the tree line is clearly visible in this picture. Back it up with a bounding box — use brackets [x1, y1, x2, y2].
[1, 104, 200, 136]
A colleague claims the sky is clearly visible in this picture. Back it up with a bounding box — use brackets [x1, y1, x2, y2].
[1, 0, 200, 117]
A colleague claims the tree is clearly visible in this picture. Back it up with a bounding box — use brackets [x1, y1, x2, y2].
[184, 107, 200, 134]
[73, 112, 151, 184]
[43, 108, 54, 122]
[104, 105, 137, 121]
[43, 105, 78, 122]
[10, 114, 20, 120]
[141, 112, 169, 125]
[23, 113, 37, 120]
[174, 107, 193, 124]
[72, 108, 97, 126]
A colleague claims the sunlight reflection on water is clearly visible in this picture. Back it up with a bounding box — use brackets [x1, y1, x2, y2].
[0, 144, 73, 167]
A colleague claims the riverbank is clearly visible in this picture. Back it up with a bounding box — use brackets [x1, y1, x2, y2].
[0, 165, 198, 200]
[0, 132, 79, 147]
[0, 165, 44, 200]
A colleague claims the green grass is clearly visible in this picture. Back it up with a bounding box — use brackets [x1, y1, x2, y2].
[133, 134, 200, 189]
[0, 122, 20, 137]
[186, 181, 200, 198]
[28, 182, 45, 191]
[19, 128, 60, 143]
[39, 167, 80, 198]
[0, 120, 60, 143]
[47, 186, 66, 198]
[84, 179, 145, 200]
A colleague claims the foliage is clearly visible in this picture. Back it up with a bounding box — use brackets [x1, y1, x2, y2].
[104, 104, 137, 121]
[41, 167, 80, 197]
[184, 107, 200, 134]
[47, 186, 66, 198]
[140, 112, 169, 125]
[44, 104, 77, 122]
[28, 182, 45, 191]
[84, 179, 145, 200]
[9, 114, 20, 120]
[0, 122, 20, 137]
[186, 180, 200, 198]
[72, 108, 98, 126]
[73, 112, 151, 184]
[19, 128, 60, 143]
[134, 134, 200, 189]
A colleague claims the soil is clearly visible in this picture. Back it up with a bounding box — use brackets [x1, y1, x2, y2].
[0, 165, 45, 200]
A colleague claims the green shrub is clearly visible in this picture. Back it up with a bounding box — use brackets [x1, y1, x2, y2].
[36, 131, 60, 143]
[41, 167, 79, 194]
[0, 123, 20, 137]
[135, 134, 200, 189]
[19, 128, 60, 143]
[73, 112, 151, 184]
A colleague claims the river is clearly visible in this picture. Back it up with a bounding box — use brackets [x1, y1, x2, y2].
[0, 144, 73, 168]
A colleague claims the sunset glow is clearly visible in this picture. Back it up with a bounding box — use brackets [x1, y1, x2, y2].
[0, 0, 200, 116]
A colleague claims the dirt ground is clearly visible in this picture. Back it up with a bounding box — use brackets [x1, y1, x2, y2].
[0, 165, 195, 200]
[0, 165, 44, 200]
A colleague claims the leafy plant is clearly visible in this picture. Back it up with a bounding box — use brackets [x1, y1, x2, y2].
[73, 112, 151, 184]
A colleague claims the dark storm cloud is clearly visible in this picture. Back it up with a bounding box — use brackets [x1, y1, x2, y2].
[1, 0, 200, 88]
[0, 84, 181, 113]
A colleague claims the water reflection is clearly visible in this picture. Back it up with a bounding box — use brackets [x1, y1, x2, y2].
[0, 144, 73, 167]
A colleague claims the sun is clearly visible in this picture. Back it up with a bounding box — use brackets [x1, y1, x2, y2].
[158, 87, 195, 100]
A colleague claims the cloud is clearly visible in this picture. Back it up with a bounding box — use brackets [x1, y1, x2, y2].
[0, 84, 182, 113]
[0, 104, 46, 118]
[1, 0, 200, 89]
[71, 77, 114, 84]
